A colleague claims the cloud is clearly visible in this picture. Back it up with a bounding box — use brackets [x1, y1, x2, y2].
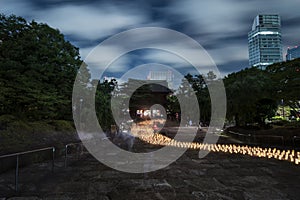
[0, 1, 148, 40]
[38, 5, 147, 40]
[80, 45, 131, 79]
[207, 44, 249, 65]
[167, 0, 300, 66]
[0, 0, 33, 17]
[282, 16, 300, 48]
[1, 0, 300, 77]
[168, 0, 250, 34]
[164, 0, 252, 72]
[141, 49, 223, 79]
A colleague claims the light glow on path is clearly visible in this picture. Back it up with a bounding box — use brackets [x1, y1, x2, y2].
[130, 120, 300, 165]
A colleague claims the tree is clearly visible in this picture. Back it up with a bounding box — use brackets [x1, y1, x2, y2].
[255, 98, 278, 126]
[95, 79, 117, 131]
[266, 59, 300, 115]
[183, 73, 212, 123]
[0, 14, 81, 120]
[224, 67, 275, 126]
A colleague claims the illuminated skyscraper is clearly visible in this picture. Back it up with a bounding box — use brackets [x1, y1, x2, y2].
[286, 46, 300, 61]
[248, 14, 283, 69]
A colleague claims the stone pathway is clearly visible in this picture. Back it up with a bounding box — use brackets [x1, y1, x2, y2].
[1, 135, 300, 199]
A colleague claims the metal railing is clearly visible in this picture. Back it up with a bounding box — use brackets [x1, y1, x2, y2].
[228, 131, 251, 138]
[0, 147, 55, 192]
[228, 131, 251, 143]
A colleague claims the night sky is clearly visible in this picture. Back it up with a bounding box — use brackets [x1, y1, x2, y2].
[1, 0, 300, 78]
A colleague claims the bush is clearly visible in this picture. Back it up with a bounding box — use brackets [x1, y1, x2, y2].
[0, 124, 33, 153]
[0, 115, 16, 130]
[7, 120, 33, 134]
[284, 121, 300, 128]
[271, 120, 289, 126]
[0, 119, 76, 155]
[49, 120, 75, 132]
[29, 121, 55, 134]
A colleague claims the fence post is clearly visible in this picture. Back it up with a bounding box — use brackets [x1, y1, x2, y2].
[293, 136, 296, 148]
[293, 136, 299, 148]
[247, 134, 251, 144]
[15, 155, 19, 192]
[52, 147, 55, 172]
[76, 145, 80, 160]
[79, 143, 83, 158]
[65, 145, 68, 168]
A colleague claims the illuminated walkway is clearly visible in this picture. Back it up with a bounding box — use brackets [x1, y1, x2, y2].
[138, 133, 300, 165]
[133, 120, 300, 165]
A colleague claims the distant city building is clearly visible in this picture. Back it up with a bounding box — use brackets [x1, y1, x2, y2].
[286, 46, 300, 61]
[248, 14, 283, 69]
[147, 70, 174, 89]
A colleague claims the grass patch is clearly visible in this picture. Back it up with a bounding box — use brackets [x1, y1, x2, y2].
[29, 121, 55, 134]
[48, 120, 75, 132]
[0, 116, 76, 154]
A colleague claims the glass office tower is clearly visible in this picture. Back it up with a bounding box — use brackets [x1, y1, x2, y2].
[248, 15, 283, 69]
[286, 46, 300, 61]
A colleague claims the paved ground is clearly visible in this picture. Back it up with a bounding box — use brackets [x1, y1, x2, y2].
[1, 131, 300, 200]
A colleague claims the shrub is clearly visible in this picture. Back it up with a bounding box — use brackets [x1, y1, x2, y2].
[284, 121, 300, 128]
[0, 115, 16, 130]
[271, 120, 289, 126]
[7, 120, 33, 134]
[49, 120, 75, 132]
[29, 121, 55, 134]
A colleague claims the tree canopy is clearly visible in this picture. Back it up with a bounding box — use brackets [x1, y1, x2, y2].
[1, 13, 299, 131]
[172, 62, 299, 127]
[224, 59, 300, 126]
[0, 14, 81, 120]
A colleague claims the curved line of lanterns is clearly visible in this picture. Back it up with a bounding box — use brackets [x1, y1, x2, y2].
[130, 120, 300, 165]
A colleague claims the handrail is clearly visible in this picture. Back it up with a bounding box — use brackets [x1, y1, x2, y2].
[0, 146, 55, 192]
[228, 131, 251, 137]
[0, 147, 55, 159]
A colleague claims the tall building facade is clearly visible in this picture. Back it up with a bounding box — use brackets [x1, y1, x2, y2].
[248, 14, 283, 69]
[286, 46, 300, 61]
[147, 70, 174, 89]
